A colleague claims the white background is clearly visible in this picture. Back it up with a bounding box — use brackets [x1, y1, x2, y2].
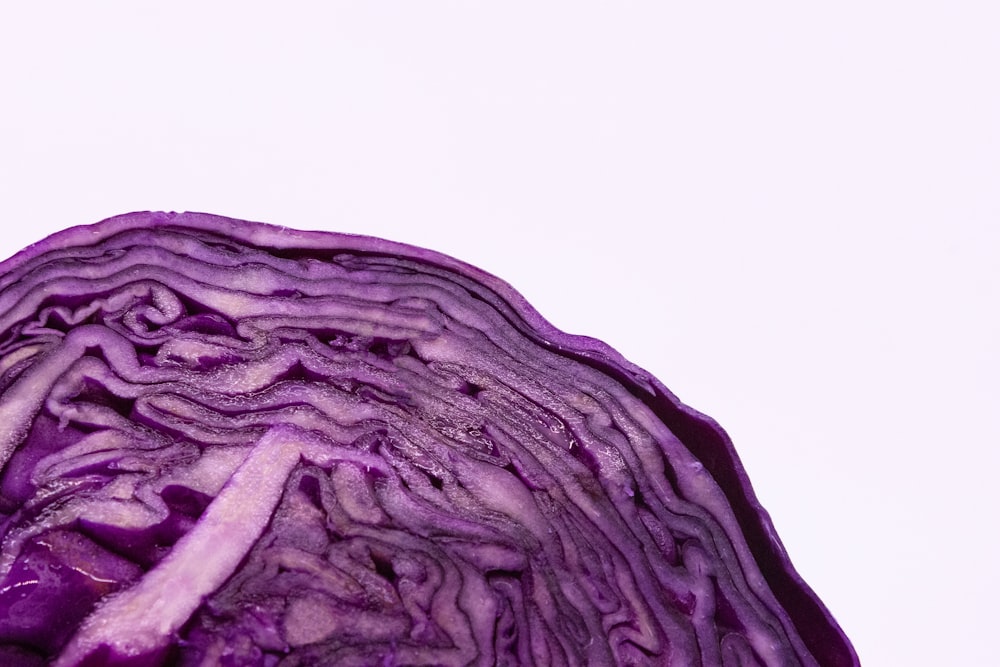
[1, 3, 997, 665]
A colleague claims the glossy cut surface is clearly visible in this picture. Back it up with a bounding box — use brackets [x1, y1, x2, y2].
[0, 212, 857, 666]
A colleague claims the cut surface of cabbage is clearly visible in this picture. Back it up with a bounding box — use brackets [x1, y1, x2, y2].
[0, 212, 857, 666]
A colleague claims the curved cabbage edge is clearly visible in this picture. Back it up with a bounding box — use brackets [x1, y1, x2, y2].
[0, 212, 857, 666]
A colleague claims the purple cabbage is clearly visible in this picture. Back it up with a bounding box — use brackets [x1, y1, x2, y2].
[0, 212, 856, 666]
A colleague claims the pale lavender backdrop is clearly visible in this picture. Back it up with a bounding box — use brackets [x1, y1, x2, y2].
[1, 4, 998, 665]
